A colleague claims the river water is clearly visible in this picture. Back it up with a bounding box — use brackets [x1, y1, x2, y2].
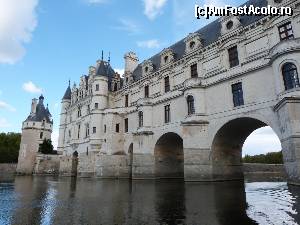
[0, 176, 299, 225]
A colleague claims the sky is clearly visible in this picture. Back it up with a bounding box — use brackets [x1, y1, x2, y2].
[0, 0, 281, 155]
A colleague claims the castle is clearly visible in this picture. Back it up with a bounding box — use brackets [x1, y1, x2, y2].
[17, 0, 300, 184]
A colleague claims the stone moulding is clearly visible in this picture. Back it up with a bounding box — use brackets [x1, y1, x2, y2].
[273, 96, 300, 112]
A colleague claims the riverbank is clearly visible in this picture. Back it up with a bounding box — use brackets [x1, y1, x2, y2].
[0, 163, 287, 181]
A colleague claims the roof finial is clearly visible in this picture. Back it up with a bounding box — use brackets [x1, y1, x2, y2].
[108, 52, 111, 64]
[68, 79, 70, 87]
[101, 50, 103, 61]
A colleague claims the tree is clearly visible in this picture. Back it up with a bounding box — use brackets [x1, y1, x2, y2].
[243, 151, 283, 164]
[39, 139, 55, 154]
[0, 132, 21, 163]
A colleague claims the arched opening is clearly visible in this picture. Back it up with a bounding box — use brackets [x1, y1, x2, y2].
[128, 143, 133, 179]
[211, 117, 282, 181]
[154, 132, 184, 179]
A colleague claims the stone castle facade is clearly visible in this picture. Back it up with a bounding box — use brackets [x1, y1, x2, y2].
[18, 0, 300, 184]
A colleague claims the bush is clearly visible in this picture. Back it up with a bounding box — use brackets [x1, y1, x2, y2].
[243, 151, 283, 164]
[0, 132, 21, 163]
[39, 139, 56, 155]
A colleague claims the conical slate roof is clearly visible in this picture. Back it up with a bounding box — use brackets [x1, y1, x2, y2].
[25, 95, 53, 124]
[62, 84, 71, 100]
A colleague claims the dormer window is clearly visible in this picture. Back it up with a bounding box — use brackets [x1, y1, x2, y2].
[184, 33, 202, 53]
[189, 41, 195, 49]
[164, 55, 169, 63]
[226, 21, 233, 30]
[160, 48, 174, 65]
[142, 60, 154, 76]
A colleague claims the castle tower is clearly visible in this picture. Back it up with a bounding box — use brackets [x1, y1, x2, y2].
[16, 95, 53, 174]
[124, 52, 138, 85]
[57, 81, 71, 153]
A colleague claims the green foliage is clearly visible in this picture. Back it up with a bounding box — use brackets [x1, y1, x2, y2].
[243, 151, 283, 164]
[0, 132, 21, 163]
[39, 139, 55, 154]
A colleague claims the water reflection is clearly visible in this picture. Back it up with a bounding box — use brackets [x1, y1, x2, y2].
[0, 176, 299, 225]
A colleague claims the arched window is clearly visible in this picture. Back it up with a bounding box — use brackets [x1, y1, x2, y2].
[282, 63, 299, 90]
[114, 83, 118, 91]
[187, 95, 195, 115]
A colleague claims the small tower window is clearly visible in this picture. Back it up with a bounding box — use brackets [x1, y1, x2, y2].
[191, 64, 198, 78]
[93, 127, 96, 134]
[164, 76, 170, 93]
[145, 67, 148, 73]
[40, 132, 43, 139]
[114, 83, 118, 91]
[104, 125, 107, 133]
[125, 94, 129, 107]
[187, 95, 195, 115]
[96, 84, 99, 91]
[124, 118, 128, 133]
[116, 123, 120, 133]
[138, 111, 143, 127]
[164, 104, 170, 123]
[282, 63, 299, 90]
[95, 103, 98, 109]
[144, 85, 149, 98]
[78, 124, 81, 139]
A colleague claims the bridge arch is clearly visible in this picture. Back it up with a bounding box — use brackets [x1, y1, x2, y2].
[154, 132, 184, 179]
[211, 117, 282, 180]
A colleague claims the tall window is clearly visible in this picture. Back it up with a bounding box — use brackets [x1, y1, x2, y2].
[282, 63, 299, 90]
[164, 104, 170, 123]
[104, 125, 106, 133]
[228, 46, 239, 68]
[164, 76, 170, 93]
[278, 22, 294, 41]
[116, 123, 120, 133]
[78, 124, 81, 139]
[87, 105, 90, 114]
[96, 84, 99, 91]
[114, 83, 118, 91]
[191, 64, 198, 78]
[138, 111, 143, 127]
[77, 107, 81, 117]
[145, 85, 149, 98]
[124, 118, 128, 133]
[187, 95, 195, 115]
[93, 127, 96, 134]
[95, 103, 98, 109]
[40, 132, 43, 139]
[125, 94, 129, 107]
[232, 82, 244, 107]
[85, 124, 90, 137]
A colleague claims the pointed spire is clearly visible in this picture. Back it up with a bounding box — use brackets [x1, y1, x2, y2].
[108, 52, 111, 64]
[68, 79, 70, 87]
[101, 50, 104, 61]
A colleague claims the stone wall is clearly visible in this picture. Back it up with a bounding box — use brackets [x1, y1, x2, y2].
[34, 154, 60, 175]
[243, 163, 286, 181]
[0, 163, 17, 175]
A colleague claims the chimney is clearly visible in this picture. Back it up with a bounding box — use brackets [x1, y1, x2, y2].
[31, 98, 38, 115]
[124, 52, 139, 74]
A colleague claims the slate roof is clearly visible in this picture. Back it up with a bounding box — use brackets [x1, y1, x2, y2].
[62, 85, 71, 100]
[132, 0, 268, 81]
[25, 95, 53, 124]
[95, 60, 116, 91]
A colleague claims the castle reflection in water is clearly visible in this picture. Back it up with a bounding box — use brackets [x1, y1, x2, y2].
[0, 176, 300, 225]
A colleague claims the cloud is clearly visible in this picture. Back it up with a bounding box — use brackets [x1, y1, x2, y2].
[143, 0, 167, 20]
[137, 39, 160, 49]
[242, 126, 281, 156]
[22, 81, 43, 94]
[0, 101, 16, 112]
[0, 0, 38, 64]
[112, 19, 140, 35]
[0, 118, 11, 128]
[114, 68, 125, 76]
